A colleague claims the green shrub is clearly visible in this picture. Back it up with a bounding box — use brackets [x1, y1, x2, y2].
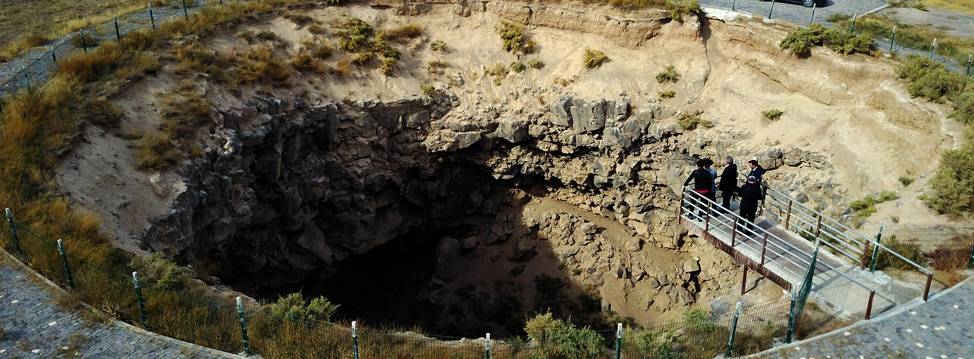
[874, 236, 925, 270]
[485, 62, 508, 84]
[898, 175, 915, 187]
[511, 61, 526, 73]
[779, 24, 874, 57]
[824, 30, 876, 55]
[762, 109, 784, 121]
[132, 253, 191, 290]
[524, 313, 603, 358]
[949, 88, 974, 125]
[430, 39, 448, 52]
[678, 111, 711, 131]
[338, 18, 375, 52]
[683, 309, 716, 334]
[583, 49, 609, 69]
[656, 65, 680, 83]
[421, 83, 435, 96]
[427, 60, 449, 75]
[908, 68, 966, 101]
[926, 128, 974, 217]
[779, 24, 828, 56]
[380, 23, 424, 43]
[528, 58, 545, 69]
[632, 329, 682, 358]
[268, 293, 340, 324]
[497, 21, 535, 54]
[525, 312, 561, 345]
[664, 0, 702, 22]
[659, 90, 676, 99]
[849, 191, 899, 225]
[135, 132, 184, 170]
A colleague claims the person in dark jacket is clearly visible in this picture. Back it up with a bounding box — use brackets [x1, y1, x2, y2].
[747, 159, 766, 183]
[718, 156, 738, 210]
[737, 176, 763, 233]
[684, 159, 714, 218]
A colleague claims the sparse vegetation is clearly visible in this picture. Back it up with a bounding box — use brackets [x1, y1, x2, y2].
[678, 111, 711, 131]
[762, 109, 784, 121]
[284, 13, 317, 28]
[69, 33, 99, 49]
[427, 60, 449, 75]
[380, 23, 424, 43]
[497, 21, 535, 54]
[524, 312, 603, 358]
[528, 58, 545, 69]
[926, 128, 974, 217]
[779, 24, 876, 57]
[430, 40, 449, 52]
[485, 62, 509, 84]
[832, 14, 974, 66]
[898, 175, 915, 187]
[268, 293, 340, 324]
[656, 65, 680, 83]
[664, 0, 703, 22]
[335, 17, 405, 75]
[583, 49, 609, 69]
[511, 61, 526, 73]
[659, 90, 676, 99]
[421, 83, 436, 96]
[849, 191, 899, 225]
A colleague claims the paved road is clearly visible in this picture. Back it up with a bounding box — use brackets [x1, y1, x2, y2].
[751, 276, 974, 358]
[0, 263, 240, 358]
[700, 0, 889, 25]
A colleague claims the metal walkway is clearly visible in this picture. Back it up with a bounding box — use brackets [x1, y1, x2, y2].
[679, 184, 936, 319]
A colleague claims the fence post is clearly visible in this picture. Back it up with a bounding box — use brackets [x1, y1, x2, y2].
[785, 289, 797, 343]
[678, 189, 685, 225]
[56, 239, 76, 289]
[352, 321, 360, 359]
[132, 271, 148, 328]
[51, 50, 57, 67]
[725, 300, 743, 357]
[929, 38, 938, 59]
[923, 273, 933, 301]
[80, 29, 89, 54]
[732, 0, 737, 11]
[614, 323, 623, 359]
[484, 332, 491, 359]
[740, 265, 748, 296]
[236, 296, 250, 355]
[966, 54, 972, 77]
[705, 201, 713, 231]
[182, 0, 189, 19]
[760, 233, 769, 266]
[864, 290, 875, 319]
[808, 3, 817, 26]
[4, 208, 22, 255]
[851, 15, 857, 33]
[148, 3, 156, 29]
[968, 241, 974, 269]
[731, 218, 739, 247]
[114, 16, 121, 40]
[768, 0, 776, 19]
[23, 65, 30, 92]
[869, 225, 883, 273]
[784, 199, 793, 229]
[889, 25, 897, 52]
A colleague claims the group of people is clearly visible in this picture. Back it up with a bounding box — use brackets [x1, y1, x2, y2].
[683, 156, 766, 228]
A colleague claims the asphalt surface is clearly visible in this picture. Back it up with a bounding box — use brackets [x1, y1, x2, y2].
[699, 0, 889, 25]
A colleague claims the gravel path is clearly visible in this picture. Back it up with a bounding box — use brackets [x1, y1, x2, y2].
[0, 263, 241, 358]
[752, 276, 974, 358]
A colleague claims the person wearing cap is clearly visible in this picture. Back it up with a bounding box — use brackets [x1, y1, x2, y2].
[718, 156, 738, 210]
[737, 175, 763, 232]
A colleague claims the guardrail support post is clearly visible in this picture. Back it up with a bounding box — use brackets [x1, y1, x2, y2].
[740, 265, 748, 296]
[725, 301, 743, 357]
[784, 200, 793, 229]
[4, 208, 22, 255]
[851, 14, 857, 33]
[929, 38, 938, 59]
[148, 4, 156, 29]
[352, 321, 360, 359]
[923, 273, 933, 302]
[615, 323, 623, 359]
[869, 227, 883, 273]
[705, 202, 713, 231]
[864, 290, 875, 319]
[678, 190, 685, 225]
[768, 0, 776, 19]
[786, 290, 797, 343]
[889, 25, 897, 52]
[760, 233, 769, 266]
[182, 0, 189, 19]
[80, 29, 89, 54]
[236, 296, 250, 355]
[114, 16, 121, 40]
[731, 218, 739, 247]
[731, 0, 737, 11]
[967, 54, 972, 77]
[484, 332, 492, 359]
[56, 239, 75, 289]
[814, 214, 822, 238]
[132, 271, 148, 328]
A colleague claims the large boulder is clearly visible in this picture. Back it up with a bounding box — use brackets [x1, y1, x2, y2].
[570, 99, 607, 133]
[495, 119, 530, 143]
[602, 126, 628, 149]
[550, 96, 573, 127]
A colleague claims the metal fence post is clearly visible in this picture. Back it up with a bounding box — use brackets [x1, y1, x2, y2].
[56, 239, 75, 289]
[732, 0, 737, 11]
[51, 50, 57, 67]
[929, 38, 938, 59]
[808, 3, 817, 26]
[968, 241, 974, 269]
[850, 15, 857, 33]
[614, 323, 623, 359]
[731, 218, 739, 247]
[725, 301, 743, 357]
[869, 225, 883, 272]
[923, 273, 933, 301]
[132, 271, 148, 328]
[114, 16, 121, 40]
[784, 199, 793, 229]
[23, 65, 30, 92]
[149, 3, 156, 29]
[182, 0, 189, 19]
[80, 29, 89, 54]
[785, 289, 797, 343]
[966, 54, 972, 77]
[704, 201, 713, 231]
[3, 208, 22, 255]
[760, 233, 769, 266]
[889, 25, 897, 52]
[484, 332, 492, 359]
[864, 290, 876, 319]
[768, 0, 776, 19]
[236, 296, 250, 355]
[352, 321, 360, 359]
[740, 265, 748, 295]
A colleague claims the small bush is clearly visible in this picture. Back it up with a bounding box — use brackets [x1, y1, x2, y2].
[659, 90, 676, 99]
[497, 21, 534, 54]
[268, 293, 340, 324]
[849, 191, 899, 225]
[780, 24, 875, 57]
[665, 0, 703, 22]
[236, 46, 291, 84]
[779, 25, 827, 56]
[632, 329, 680, 357]
[421, 83, 436, 96]
[69, 33, 100, 49]
[656, 65, 680, 83]
[926, 128, 974, 217]
[379, 57, 397, 75]
[381, 23, 424, 43]
[511, 61, 526, 73]
[951, 89, 974, 125]
[898, 175, 915, 187]
[678, 111, 711, 131]
[290, 52, 326, 73]
[133, 253, 191, 290]
[524, 313, 602, 358]
[0, 33, 51, 61]
[136, 132, 183, 170]
[874, 236, 925, 270]
[430, 40, 449, 52]
[427, 60, 449, 75]
[81, 98, 123, 128]
[338, 18, 375, 53]
[583, 49, 609, 69]
[762, 109, 784, 121]
[528, 58, 544, 69]
[485, 63, 508, 84]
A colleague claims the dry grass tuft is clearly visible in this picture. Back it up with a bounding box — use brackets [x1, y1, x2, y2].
[583, 49, 609, 69]
[380, 23, 424, 43]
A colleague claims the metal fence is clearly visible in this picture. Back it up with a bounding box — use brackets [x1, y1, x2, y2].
[2, 203, 810, 358]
